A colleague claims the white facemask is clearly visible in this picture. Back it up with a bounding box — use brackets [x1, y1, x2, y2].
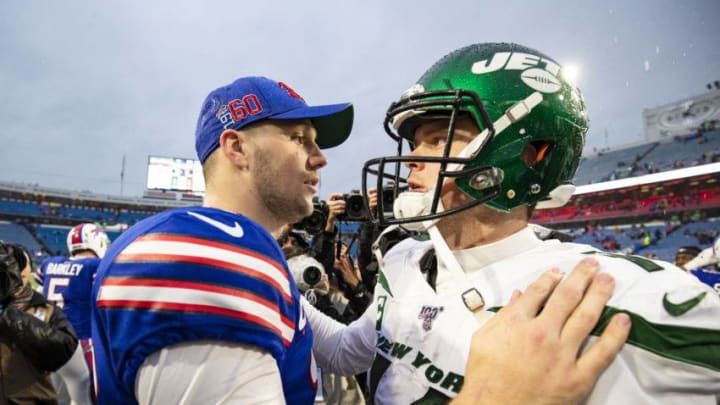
[392, 190, 442, 232]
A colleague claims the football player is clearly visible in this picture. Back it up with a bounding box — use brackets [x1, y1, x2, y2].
[684, 237, 720, 294]
[674, 245, 702, 268]
[90, 76, 354, 405]
[310, 43, 720, 404]
[38, 223, 110, 405]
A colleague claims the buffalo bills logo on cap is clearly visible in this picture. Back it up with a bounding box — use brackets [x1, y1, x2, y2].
[278, 82, 305, 102]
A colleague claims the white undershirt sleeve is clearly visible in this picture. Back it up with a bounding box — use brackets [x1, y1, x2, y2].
[135, 340, 285, 405]
[302, 297, 377, 376]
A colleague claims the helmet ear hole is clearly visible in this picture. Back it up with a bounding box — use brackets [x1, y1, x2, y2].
[522, 141, 554, 167]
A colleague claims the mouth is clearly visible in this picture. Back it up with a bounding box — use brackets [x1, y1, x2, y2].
[304, 177, 319, 193]
[407, 180, 427, 193]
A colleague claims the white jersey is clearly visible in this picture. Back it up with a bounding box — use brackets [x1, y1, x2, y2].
[318, 226, 720, 404]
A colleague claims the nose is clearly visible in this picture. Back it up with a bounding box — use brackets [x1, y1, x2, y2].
[404, 147, 425, 171]
[308, 146, 328, 170]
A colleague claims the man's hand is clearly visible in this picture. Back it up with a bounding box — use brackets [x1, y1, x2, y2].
[325, 192, 346, 232]
[453, 258, 631, 405]
[334, 253, 361, 289]
[367, 188, 379, 212]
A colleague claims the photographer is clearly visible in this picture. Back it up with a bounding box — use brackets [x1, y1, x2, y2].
[277, 227, 311, 254]
[283, 242, 362, 325]
[285, 249, 365, 405]
[309, 192, 346, 275]
[332, 242, 372, 319]
[0, 241, 78, 404]
[356, 187, 411, 291]
[356, 188, 382, 290]
[285, 250, 338, 318]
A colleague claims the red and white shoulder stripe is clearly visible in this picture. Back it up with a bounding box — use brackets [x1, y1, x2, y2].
[97, 277, 295, 346]
[114, 234, 292, 302]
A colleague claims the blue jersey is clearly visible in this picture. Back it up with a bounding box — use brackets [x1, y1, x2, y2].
[37, 256, 99, 339]
[91, 207, 315, 405]
[691, 268, 720, 295]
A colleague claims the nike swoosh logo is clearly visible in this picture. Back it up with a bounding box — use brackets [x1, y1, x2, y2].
[662, 291, 707, 317]
[187, 211, 244, 238]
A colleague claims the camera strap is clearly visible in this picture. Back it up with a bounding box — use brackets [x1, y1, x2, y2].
[419, 248, 438, 292]
[371, 224, 438, 290]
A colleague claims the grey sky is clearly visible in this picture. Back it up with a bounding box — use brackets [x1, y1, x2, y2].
[1, 0, 719, 199]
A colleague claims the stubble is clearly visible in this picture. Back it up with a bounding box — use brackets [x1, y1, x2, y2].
[251, 149, 312, 225]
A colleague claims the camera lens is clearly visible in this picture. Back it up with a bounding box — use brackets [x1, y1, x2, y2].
[346, 194, 366, 220]
[382, 188, 395, 211]
[305, 211, 325, 234]
[294, 201, 329, 235]
[303, 266, 321, 285]
[382, 186, 407, 212]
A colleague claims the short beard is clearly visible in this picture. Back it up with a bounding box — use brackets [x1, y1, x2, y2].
[251, 150, 311, 225]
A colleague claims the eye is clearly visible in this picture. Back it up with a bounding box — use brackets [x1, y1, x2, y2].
[411, 133, 448, 150]
[428, 134, 448, 147]
[289, 132, 305, 145]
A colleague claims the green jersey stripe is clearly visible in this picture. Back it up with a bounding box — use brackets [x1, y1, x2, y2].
[488, 305, 719, 371]
[593, 306, 720, 372]
[378, 271, 393, 297]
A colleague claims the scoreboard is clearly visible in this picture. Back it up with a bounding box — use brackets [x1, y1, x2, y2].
[145, 155, 205, 196]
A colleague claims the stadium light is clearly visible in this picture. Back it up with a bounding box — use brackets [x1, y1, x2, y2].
[562, 63, 581, 86]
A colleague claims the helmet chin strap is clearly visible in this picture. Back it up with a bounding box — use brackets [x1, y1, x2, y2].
[427, 219, 467, 279]
[394, 92, 544, 277]
[535, 184, 576, 209]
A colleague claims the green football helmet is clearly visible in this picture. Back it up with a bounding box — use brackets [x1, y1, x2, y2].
[362, 42, 588, 226]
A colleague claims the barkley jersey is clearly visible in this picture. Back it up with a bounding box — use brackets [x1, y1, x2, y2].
[370, 228, 720, 404]
[91, 206, 316, 405]
[37, 256, 100, 339]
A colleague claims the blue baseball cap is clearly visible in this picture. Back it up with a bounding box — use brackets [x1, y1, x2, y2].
[195, 76, 354, 163]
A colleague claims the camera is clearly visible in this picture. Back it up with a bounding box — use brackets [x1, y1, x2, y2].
[302, 265, 322, 286]
[286, 254, 327, 293]
[339, 192, 368, 221]
[336, 186, 408, 222]
[380, 185, 407, 213]
[293, 199, 329, 235]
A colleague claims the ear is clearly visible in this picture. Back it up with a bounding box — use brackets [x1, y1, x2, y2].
[521, 141, 553, 167]
[219, 129, 250, 169]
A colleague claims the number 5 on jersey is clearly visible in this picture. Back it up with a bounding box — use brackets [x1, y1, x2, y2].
[47, 277, 70, 308]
